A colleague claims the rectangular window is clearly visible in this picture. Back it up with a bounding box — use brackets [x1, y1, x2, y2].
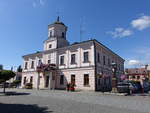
[83, 52, 89, 63]
[60, 75, 64, 85]
[25, 62, 28, 69]
[48, 60, 51, 64]
[97, 53, 100, 63]
[71, 75, 75, 85]
[49, 31, 52, 37]
[84, 74, 89, 86]
[103, 56, 106, 65]
[23, 77, 26, 85]
[38, 59, 42, 66]
[71, 54, 76, 64]
[30, 76, 33, 84]
[108, 58, 110, 67]
[49, 44, 52, 48]
[60, 56, 64, 65]
[31, 61, 34, 69]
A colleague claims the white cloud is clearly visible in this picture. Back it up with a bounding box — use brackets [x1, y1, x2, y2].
[32, 2, 37, 8]
[131, 15, 150, 30]
[39, 0, 45, 6]
[125, 47, 150, 68]
[127, 60, 140, 66]
[107, 28, 133, 38]
[32, 0, 45, 8]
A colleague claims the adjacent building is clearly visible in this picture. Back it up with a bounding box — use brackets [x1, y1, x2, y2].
[125, 65, 149, 81]
[21, 17, 124, 91]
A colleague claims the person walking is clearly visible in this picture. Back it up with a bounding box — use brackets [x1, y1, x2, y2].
[66, 83, 70, 92]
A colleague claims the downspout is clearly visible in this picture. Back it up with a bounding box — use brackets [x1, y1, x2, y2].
[93, 40, 97, 91]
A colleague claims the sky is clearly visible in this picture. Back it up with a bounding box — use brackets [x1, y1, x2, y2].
[0, 0, 150, 70]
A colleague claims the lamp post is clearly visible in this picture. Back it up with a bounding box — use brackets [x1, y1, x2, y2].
[111, 63, 117, 92]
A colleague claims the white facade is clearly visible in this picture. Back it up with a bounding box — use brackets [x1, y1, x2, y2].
[21, 17, 124, 91]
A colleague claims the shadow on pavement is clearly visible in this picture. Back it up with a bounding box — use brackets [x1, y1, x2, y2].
[0, 103, 52, 113]
[0, 91, 30, 96]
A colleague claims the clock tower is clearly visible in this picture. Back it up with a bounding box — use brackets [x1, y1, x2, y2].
[44, 17, 69, 50]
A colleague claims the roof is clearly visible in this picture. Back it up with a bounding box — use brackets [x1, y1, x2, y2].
[23, 39, 124, 61]
[48, 16, 66, 27]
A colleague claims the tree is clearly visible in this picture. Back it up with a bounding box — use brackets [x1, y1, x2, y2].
[0, 70, 16, 93]
[0, 64, 3, 70]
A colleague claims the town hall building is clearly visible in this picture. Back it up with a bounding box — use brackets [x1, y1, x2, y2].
[21, 17, 125, 91]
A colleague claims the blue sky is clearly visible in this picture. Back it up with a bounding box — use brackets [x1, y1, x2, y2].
[0, 0, 150, 69]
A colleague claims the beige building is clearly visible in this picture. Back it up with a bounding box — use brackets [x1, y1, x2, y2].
[21, 17, 124, 91]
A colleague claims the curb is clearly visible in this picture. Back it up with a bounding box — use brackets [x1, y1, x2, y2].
[103, 92, 127, 96]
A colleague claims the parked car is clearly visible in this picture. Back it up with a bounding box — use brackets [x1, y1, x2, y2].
[117, 82, 135, 94]
[130, 81, 142, 93]
[143, 80, 150, 93]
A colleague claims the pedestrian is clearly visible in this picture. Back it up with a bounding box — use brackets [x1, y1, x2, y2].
[66, 83, 70, 92]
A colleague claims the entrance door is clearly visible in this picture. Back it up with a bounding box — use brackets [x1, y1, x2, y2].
[45, 76, 50, 88]
[71, 75, 75, 85]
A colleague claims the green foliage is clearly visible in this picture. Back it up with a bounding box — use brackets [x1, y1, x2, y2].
[0, 70, 16, 83]
[130, 80, 140, 84]
[112, 77, 117, 80]
[0, 64, 3, 70]
[25, 83, 32, 89]
[13, 80, 21, 85]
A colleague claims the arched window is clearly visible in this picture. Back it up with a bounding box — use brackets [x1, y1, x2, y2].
[49, 31, 52, 37]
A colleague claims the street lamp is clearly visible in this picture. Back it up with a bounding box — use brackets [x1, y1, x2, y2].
[111, 62, 117, 92]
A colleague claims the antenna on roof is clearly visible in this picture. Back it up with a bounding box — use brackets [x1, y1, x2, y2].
[79, 17, 85, 42]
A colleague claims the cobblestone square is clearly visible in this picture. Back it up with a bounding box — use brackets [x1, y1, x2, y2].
[0, 89, 150, 113]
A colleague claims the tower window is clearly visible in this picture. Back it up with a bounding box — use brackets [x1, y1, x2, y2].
[49, 31, 52, 37]
[62, 32, 65, 38]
